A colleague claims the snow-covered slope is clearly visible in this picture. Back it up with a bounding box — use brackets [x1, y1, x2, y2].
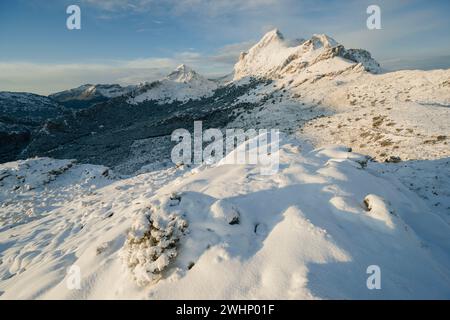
[1, 138, 449, 299]
[0, 158, 114, 230]
[128, 64, 218, 104]
[227, 33, 450, 226]
[233, 29, 381, 81]
[50, 84, 134, 109]
[300, 69, 450, 162]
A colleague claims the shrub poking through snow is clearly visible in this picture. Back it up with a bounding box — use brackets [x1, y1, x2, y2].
[120, 204, 188, 286]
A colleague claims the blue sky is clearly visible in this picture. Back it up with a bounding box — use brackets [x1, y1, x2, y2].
[1, 0, 449, 94]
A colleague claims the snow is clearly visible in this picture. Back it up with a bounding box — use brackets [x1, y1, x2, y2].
[128, 64, 218, 105]
[1, 137, 449, 299]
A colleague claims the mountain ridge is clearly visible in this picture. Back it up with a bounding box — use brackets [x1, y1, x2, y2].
[234, 29, 381, 80]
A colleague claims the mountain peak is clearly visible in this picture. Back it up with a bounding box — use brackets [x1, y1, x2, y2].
[175, 64, 193, 73]
[234, 29, 380, 80]
[256, 28, 285, 48]
[166, 64, 199, 83]
[129, 64, 217, 104]
[263, 28, 284, 40]
[310, 34, 338, 48]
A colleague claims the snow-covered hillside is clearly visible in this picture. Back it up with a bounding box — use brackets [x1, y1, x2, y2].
[0, 158, 114, 231]
[227, 31, 450, 228]
[299, 70, 450, 166]
[0, 138, 449, 299]
[128, 64, 218, 104]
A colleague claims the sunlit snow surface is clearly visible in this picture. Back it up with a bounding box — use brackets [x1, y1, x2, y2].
[0, 139, 449, 299]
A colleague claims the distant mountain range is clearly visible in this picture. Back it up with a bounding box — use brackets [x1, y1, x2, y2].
[1, 29, 447, 174]
[49, 83, 135, 109]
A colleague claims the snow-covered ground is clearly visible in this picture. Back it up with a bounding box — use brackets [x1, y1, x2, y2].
[300, 69, 450, 162]
[1, 29, 449, 299]
[0, 158, 114, 230]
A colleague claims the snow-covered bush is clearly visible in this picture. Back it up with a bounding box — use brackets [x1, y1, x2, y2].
[120, 203, 188, 286]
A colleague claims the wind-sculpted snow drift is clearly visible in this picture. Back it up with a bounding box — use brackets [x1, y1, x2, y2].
[0, 29, 450, 299]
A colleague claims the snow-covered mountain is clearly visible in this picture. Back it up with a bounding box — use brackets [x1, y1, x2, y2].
[49, 65, 217, 107]
[1, 29, 450, 300]
[50, 84, 135, 109]
[128, 64, 218, 104]
[233, 29, 381, 80]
